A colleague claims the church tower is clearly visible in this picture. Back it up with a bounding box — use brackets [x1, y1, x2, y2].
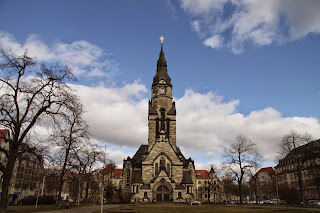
[122, 36, 195, 203]
[148, 36, 177, 151]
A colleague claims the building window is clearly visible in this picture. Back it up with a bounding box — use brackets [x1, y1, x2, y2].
[167, 163, 170, 176]
[126, 169, 130, 185]
[144, 192, 148, 198]
[155, 163, 158, 175]
[198, 181, 201, 184]
[136, 185, 139, 193]
[178, 192, 182, 198]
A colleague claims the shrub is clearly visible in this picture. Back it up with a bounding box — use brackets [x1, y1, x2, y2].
[19, 195, 55, 205]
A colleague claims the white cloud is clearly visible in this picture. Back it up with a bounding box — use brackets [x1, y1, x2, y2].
[72, 84, 320, 164]
[203, 35, 223, 49]
[70, 81, 148, 148]
[0, 31, 118, 78]
[179, 0, 320, 53]
[176, 89, 320, 161]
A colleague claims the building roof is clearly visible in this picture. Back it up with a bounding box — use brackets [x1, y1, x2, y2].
[195, 170, 211, 179]
[0, 129, 9, 144]
[276, 139, 320, 167]
[113, 169, 122, 179]
[283, 139, 320, 160]
[100, 163, 116, 175]
[254, 167, 275, 178]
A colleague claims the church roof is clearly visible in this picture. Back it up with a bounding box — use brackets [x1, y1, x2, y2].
[175, 184, 185, 190]
[132, 170, 143, 183]
[152, 43, 172, 86]
[131, 145, 148, 167]
[167, 102, 176, 115]
[140, 183, 151, 189]
[148, 101, 157, 115]
[181, 171, 193, 184]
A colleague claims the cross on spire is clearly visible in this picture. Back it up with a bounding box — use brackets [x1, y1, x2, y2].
[159, 35, 165, 44]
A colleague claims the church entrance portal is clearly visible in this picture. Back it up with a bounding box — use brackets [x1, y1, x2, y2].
[153, 180, 173, 202]
[156, 185, 170, 202]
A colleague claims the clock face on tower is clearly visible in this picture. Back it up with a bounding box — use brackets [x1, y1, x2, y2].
[160, 88, 165, 94]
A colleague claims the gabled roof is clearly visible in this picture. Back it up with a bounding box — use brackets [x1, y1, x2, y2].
[254, 167, 275, 178]
[195, 170, 210, 179]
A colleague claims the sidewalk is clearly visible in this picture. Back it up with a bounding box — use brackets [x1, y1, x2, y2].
[33, 204, 121, 213]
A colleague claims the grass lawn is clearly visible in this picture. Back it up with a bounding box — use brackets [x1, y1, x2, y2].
[103, 204, 320, 213]
[7, 205, 60, 213]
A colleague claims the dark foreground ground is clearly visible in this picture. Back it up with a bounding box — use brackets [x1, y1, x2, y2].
[102, 203, 320, 213]
[7, 203, 320, 213]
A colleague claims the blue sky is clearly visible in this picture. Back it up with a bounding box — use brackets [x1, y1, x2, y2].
[1, 0, 320, 170]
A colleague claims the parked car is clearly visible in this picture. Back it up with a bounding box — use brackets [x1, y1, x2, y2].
[311, 200, 320, 206]
[190, 200, 201, 205]
[307, 200, 318, 205]
[269, 199, 281, 204]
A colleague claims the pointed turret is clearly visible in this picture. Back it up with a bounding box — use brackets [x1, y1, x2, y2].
[153, 37, 172, 86]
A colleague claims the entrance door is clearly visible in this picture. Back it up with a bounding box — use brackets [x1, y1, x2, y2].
[156, 185, 170, 202]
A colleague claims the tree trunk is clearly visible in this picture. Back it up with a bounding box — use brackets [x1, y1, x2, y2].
[296, 158, 304, 203]
[84, 180, 89, 203]
[238, 183, 243, 204]
[56, 148, 70, 206]
[0, 152, 18, 213]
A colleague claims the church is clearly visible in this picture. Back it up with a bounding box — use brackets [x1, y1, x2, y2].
[122, 37, 196, 202]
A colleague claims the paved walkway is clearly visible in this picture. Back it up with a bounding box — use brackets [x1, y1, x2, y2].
[34, 204, 121, 213]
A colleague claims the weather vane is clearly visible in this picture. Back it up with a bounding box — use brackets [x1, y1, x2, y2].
[159, 35, 164, 44]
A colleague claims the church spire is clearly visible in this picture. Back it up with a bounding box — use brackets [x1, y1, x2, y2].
[153, 35, 172, 86]
[157, 35, 167, 70]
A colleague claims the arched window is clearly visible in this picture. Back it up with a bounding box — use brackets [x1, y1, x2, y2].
[144, 192, 148, 198]
[155, 163, 158, 175]
[126, 169, 130, 185]
[167, 163, 170, 176]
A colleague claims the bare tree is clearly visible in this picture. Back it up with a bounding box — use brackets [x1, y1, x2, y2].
[51, 102, 89, 206]
[278, 130, 312, 203]
[0, 49, 78, 213]
[69, 144, 103, 204]
[222, 134, 262, 204]
[221, 174, 238, 203]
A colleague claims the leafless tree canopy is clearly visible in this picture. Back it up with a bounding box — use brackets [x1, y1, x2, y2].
[0, 49, 80, 213]
[222, 134, 262, 204]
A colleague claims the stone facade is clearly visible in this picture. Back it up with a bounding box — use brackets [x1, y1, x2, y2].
[195, 169, 224, 203]
[250, 167, 276, 201]
[275, 140, 320, 200]
[122, 42, 196, 202]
